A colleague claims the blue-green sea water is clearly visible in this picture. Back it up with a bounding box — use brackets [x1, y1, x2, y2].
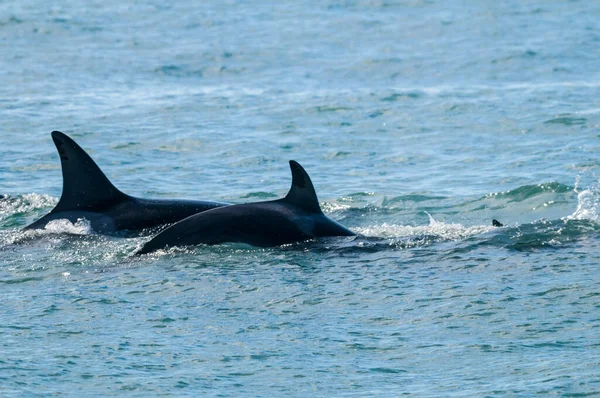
[1, 1, 600, 396]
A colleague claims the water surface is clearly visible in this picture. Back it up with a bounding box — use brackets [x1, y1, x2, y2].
[1, 1, 600, 396]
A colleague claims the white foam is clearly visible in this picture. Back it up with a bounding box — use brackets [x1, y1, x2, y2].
[43, 218, 93, 235]
[0, 193, 57, 220]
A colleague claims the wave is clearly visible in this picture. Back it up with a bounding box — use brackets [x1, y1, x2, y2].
[485, 182, 572, 202]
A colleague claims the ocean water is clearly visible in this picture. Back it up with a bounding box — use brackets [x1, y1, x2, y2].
[1, 0, 600, 396]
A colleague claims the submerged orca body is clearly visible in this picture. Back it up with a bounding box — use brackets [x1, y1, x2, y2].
[138, 161, 355, 254]
[25, 131, 228, 234]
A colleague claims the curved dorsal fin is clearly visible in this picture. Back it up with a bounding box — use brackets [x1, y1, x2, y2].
[51, 131, 127, 211]
[283, 160, 321, 213]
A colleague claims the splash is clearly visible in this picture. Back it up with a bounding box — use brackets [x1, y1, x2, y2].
[0, 218, 93, 246]
[564, 189, 599, 222]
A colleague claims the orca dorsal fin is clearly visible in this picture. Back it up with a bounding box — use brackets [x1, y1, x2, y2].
[283, 160, 322, 213]
[51, 131, 127, 212]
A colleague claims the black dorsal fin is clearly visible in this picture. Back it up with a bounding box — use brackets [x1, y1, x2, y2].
[283, 160, 322, 213]
[51, 131, 127, 211]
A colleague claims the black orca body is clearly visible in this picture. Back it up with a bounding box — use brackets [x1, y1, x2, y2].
[492, 219, 504, 227]
[24, 131, 228, 234]
[137, 161, 355, 254]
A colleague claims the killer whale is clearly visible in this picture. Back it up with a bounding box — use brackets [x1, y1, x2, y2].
[25, 131, 229, 234]
[137, 160, 355, 254]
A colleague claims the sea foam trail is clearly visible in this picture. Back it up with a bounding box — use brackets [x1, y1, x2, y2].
[354, 213, 496, 241]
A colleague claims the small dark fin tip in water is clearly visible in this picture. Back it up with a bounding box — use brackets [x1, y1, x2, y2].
[492, 219, 504, 227]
